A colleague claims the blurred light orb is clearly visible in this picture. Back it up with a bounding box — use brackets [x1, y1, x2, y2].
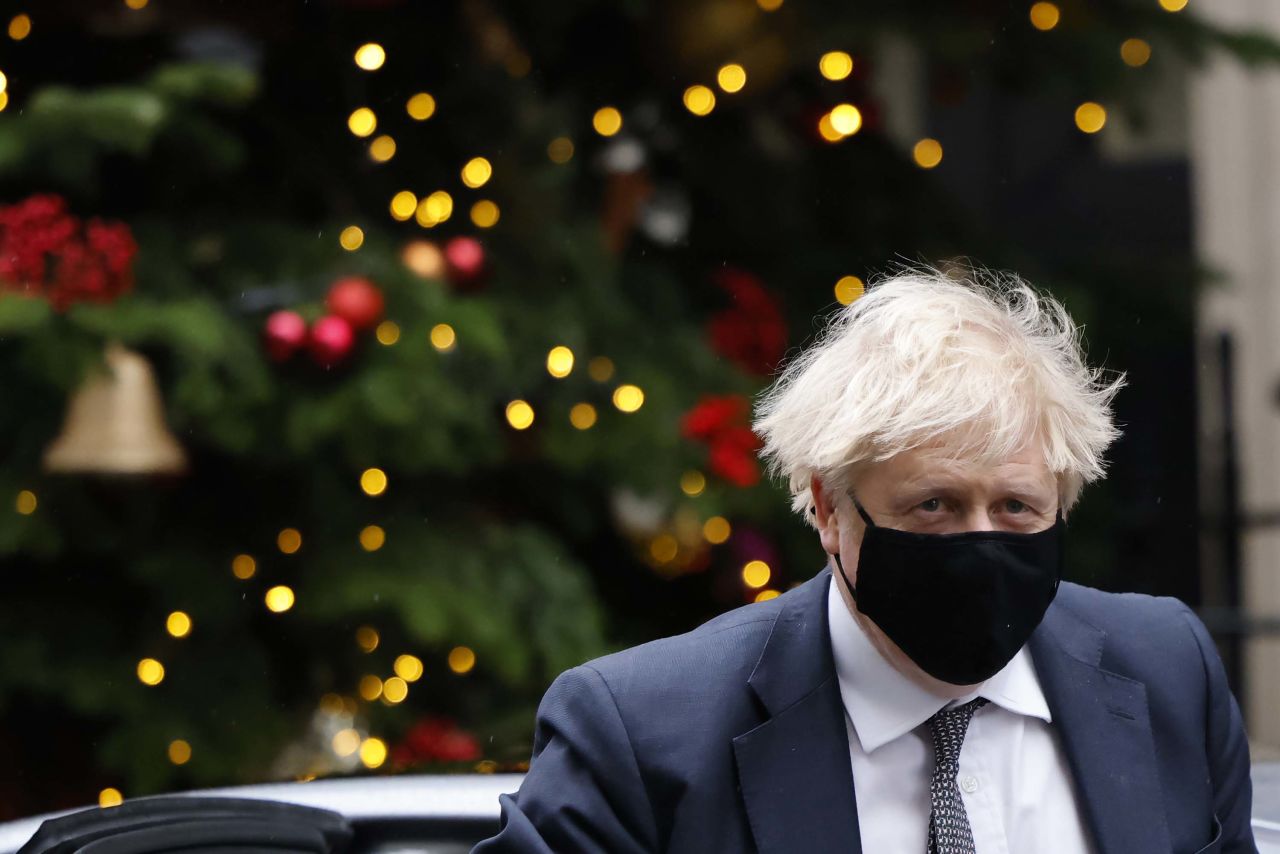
[461, 157, 492, 189]
[835, 275, 865, 305]
[547, 346, 575, 378]
[15, 489, 36, 515]
[375, 321, 400, 346]
[430, 323, 457, 352]
[354, 43, 385, 71]
[592, 107, 623, 137]
[402, 240, 445, 278]
[420, 191, 453, 226]
[1074, 101, 1107, 133]
[99, 788, 124, 808]
[613, 384, 644, 412]
[569, 403, 597, 430]
[166, 611, 192, 638]
[680, 470, 706, 497]
[394, 654, 424, 682]
[1158, 0, 1187, 11]
[1121, 38, 1152, 67]
[588, 356, 615, 382]
[390, 191, 418, 221]
[913, 138, 943, 169]
[356, 626, 380, 653]
[369, 135, 396, 163]
[650, 534, 678, 563]
[359, 525, 386, 551]
[232, 554, 256, 579]
[382, 676, 408, 703]
[704, 516, 731, 544]
[470, 200, 500, 228]
[339, 226, 364, 251]
[8, 14, 31, 40]
[717, 64, 747, 93]
[331, 729, 360, 757]
[755, 589, 781, 603]
[278, 528, 302, 554]
[361, 468, 388, 496]
[168, 739, 192, 765]
[1029, 2, 1061, 31]
[448, 646, 477, 674]
[137, 658, 165, 686]
[683, 85, 716, 116]
[742, 560, 771, 589]
[265, 585, 295, 613]
[819, 51, 853, 81]
[818, 113, 844, 143]
[548, 136, 574, 163]
[506, 400, 535, 430]
[407, 92, 436, 120]
[348, 107, 377, 138]
[757, 0, 783, 10]
[358, 674, 383, 701]
[830, 104, 862, 136]
[360, 737, 388, 769]
[124, 0, 148, 9]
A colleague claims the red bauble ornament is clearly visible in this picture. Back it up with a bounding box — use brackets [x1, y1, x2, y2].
[308, 315, 356, 368]
[443, 236, 488, 290]
[326, 275, 385, 331]
[263, 310, 308, 362]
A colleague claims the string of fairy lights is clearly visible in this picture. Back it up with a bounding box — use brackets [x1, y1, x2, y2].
[2, 0, 1193, 807]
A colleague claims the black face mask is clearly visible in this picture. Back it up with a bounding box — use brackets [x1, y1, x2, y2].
[832, 498, 1064, 686]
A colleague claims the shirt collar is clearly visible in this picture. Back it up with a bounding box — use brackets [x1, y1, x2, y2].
[826, 573, 1052, 754]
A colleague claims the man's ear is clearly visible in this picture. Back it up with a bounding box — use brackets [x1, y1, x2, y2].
[811, 474, 841, 556]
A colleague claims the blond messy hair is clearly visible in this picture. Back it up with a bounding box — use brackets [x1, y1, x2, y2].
[752, 265, 1126, 529]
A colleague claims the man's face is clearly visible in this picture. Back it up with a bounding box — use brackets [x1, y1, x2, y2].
[813, 438, 1060, 697]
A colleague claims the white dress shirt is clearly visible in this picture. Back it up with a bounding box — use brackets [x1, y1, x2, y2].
[827, 579, 1096, 853]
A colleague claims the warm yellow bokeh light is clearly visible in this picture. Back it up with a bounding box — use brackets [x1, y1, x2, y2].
[360, 737, 388, 768]
[448, 646, 477, 674]
[418, 191, 453, 227]
[0, 92, 10, 112]
[717, 64, 747, 93]
[340, 225, 364, 251]
[359, 524, 386, 551]
[15, 489, 36, 515]
[278, 528, 302, 554]
[913, 138, 943, 169]
[612, 384, 644, 412]
[742, 560, 771, 589]
[394, 654, 424, 682]
[1075, 101, 1107, 133]
[358, 674, 384, 701]
[0, 73, 8, 97]
[166, 611, 192, 639]
[407, 92, 436, 120]
[569, 403, 597, 430]
[819, 51, 853, 81]
[818, 113, 844, 143]
[348, 107, 377, 138]
[356, 626, 380, 653]
[390, 190, 418, 221]
[168, 739, 192, 765]
[830, 104, 862, 136]
[369, 135, 396, 163]
[470, 200, 500, 228]
[650, 534, 678, 563]
[588, 356, 615, 382]
[354, 43, 385, 71]
[754, 589, 781, 603]
[430, 323, 457, 351]
[593, 106, 623, 137]
[124, 0, 148, 9]
[757, 0, 783, 10]
[1121, 38, 1152, 67]
[232, 554, 256, 579]
[382, 676, 409, 704]
[361, 468, 388, 496]
[332, 728, 361, 757]
[403, 240, 445, 278]
[835, 275, 865, 305]
[680, 470, 706, 497]
[461, 157, 493, 189]
[546, 346, 575, 378]
[8, 14, 31, 41]
[1158, 0, 1187, 11]
[375, 321, 400, 346]
[265, 585, 295, 613]
[704, 516, 731, 544]
[683, 85, 716, 116]
[548, 136, 574, 164]
[99, 788, 124, 808]
[1029, 2, 1061, 31]
[506, 400, 535, 430]
[137, 658, 165, 686]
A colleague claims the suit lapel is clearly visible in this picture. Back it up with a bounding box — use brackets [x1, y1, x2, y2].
[733, 570, 862, 854]
[1029, 592, 1171, 854]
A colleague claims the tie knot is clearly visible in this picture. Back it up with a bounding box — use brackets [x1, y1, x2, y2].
[926, 697, 988, 771]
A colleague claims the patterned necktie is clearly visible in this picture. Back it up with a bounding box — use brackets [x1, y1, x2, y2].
[926, 697, 989, 854]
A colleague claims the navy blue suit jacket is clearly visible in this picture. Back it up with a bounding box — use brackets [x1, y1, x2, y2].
[475, 568, 1256, 853]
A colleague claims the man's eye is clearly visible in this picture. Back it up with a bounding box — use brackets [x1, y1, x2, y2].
[919, 498, 943, 512]
[1005, 499, 1028, 513]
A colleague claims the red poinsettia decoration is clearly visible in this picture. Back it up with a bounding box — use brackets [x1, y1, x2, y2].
[680, 394, 764, 488]
[706, 266, 787, 377]
[0, 194, 137, 311]
[390, 716, 482, 769]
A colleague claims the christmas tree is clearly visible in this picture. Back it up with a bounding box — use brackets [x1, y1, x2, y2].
[0, 0, 1271, 815]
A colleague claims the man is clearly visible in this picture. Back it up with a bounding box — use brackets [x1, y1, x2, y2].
[474, 269, 1255, 853]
